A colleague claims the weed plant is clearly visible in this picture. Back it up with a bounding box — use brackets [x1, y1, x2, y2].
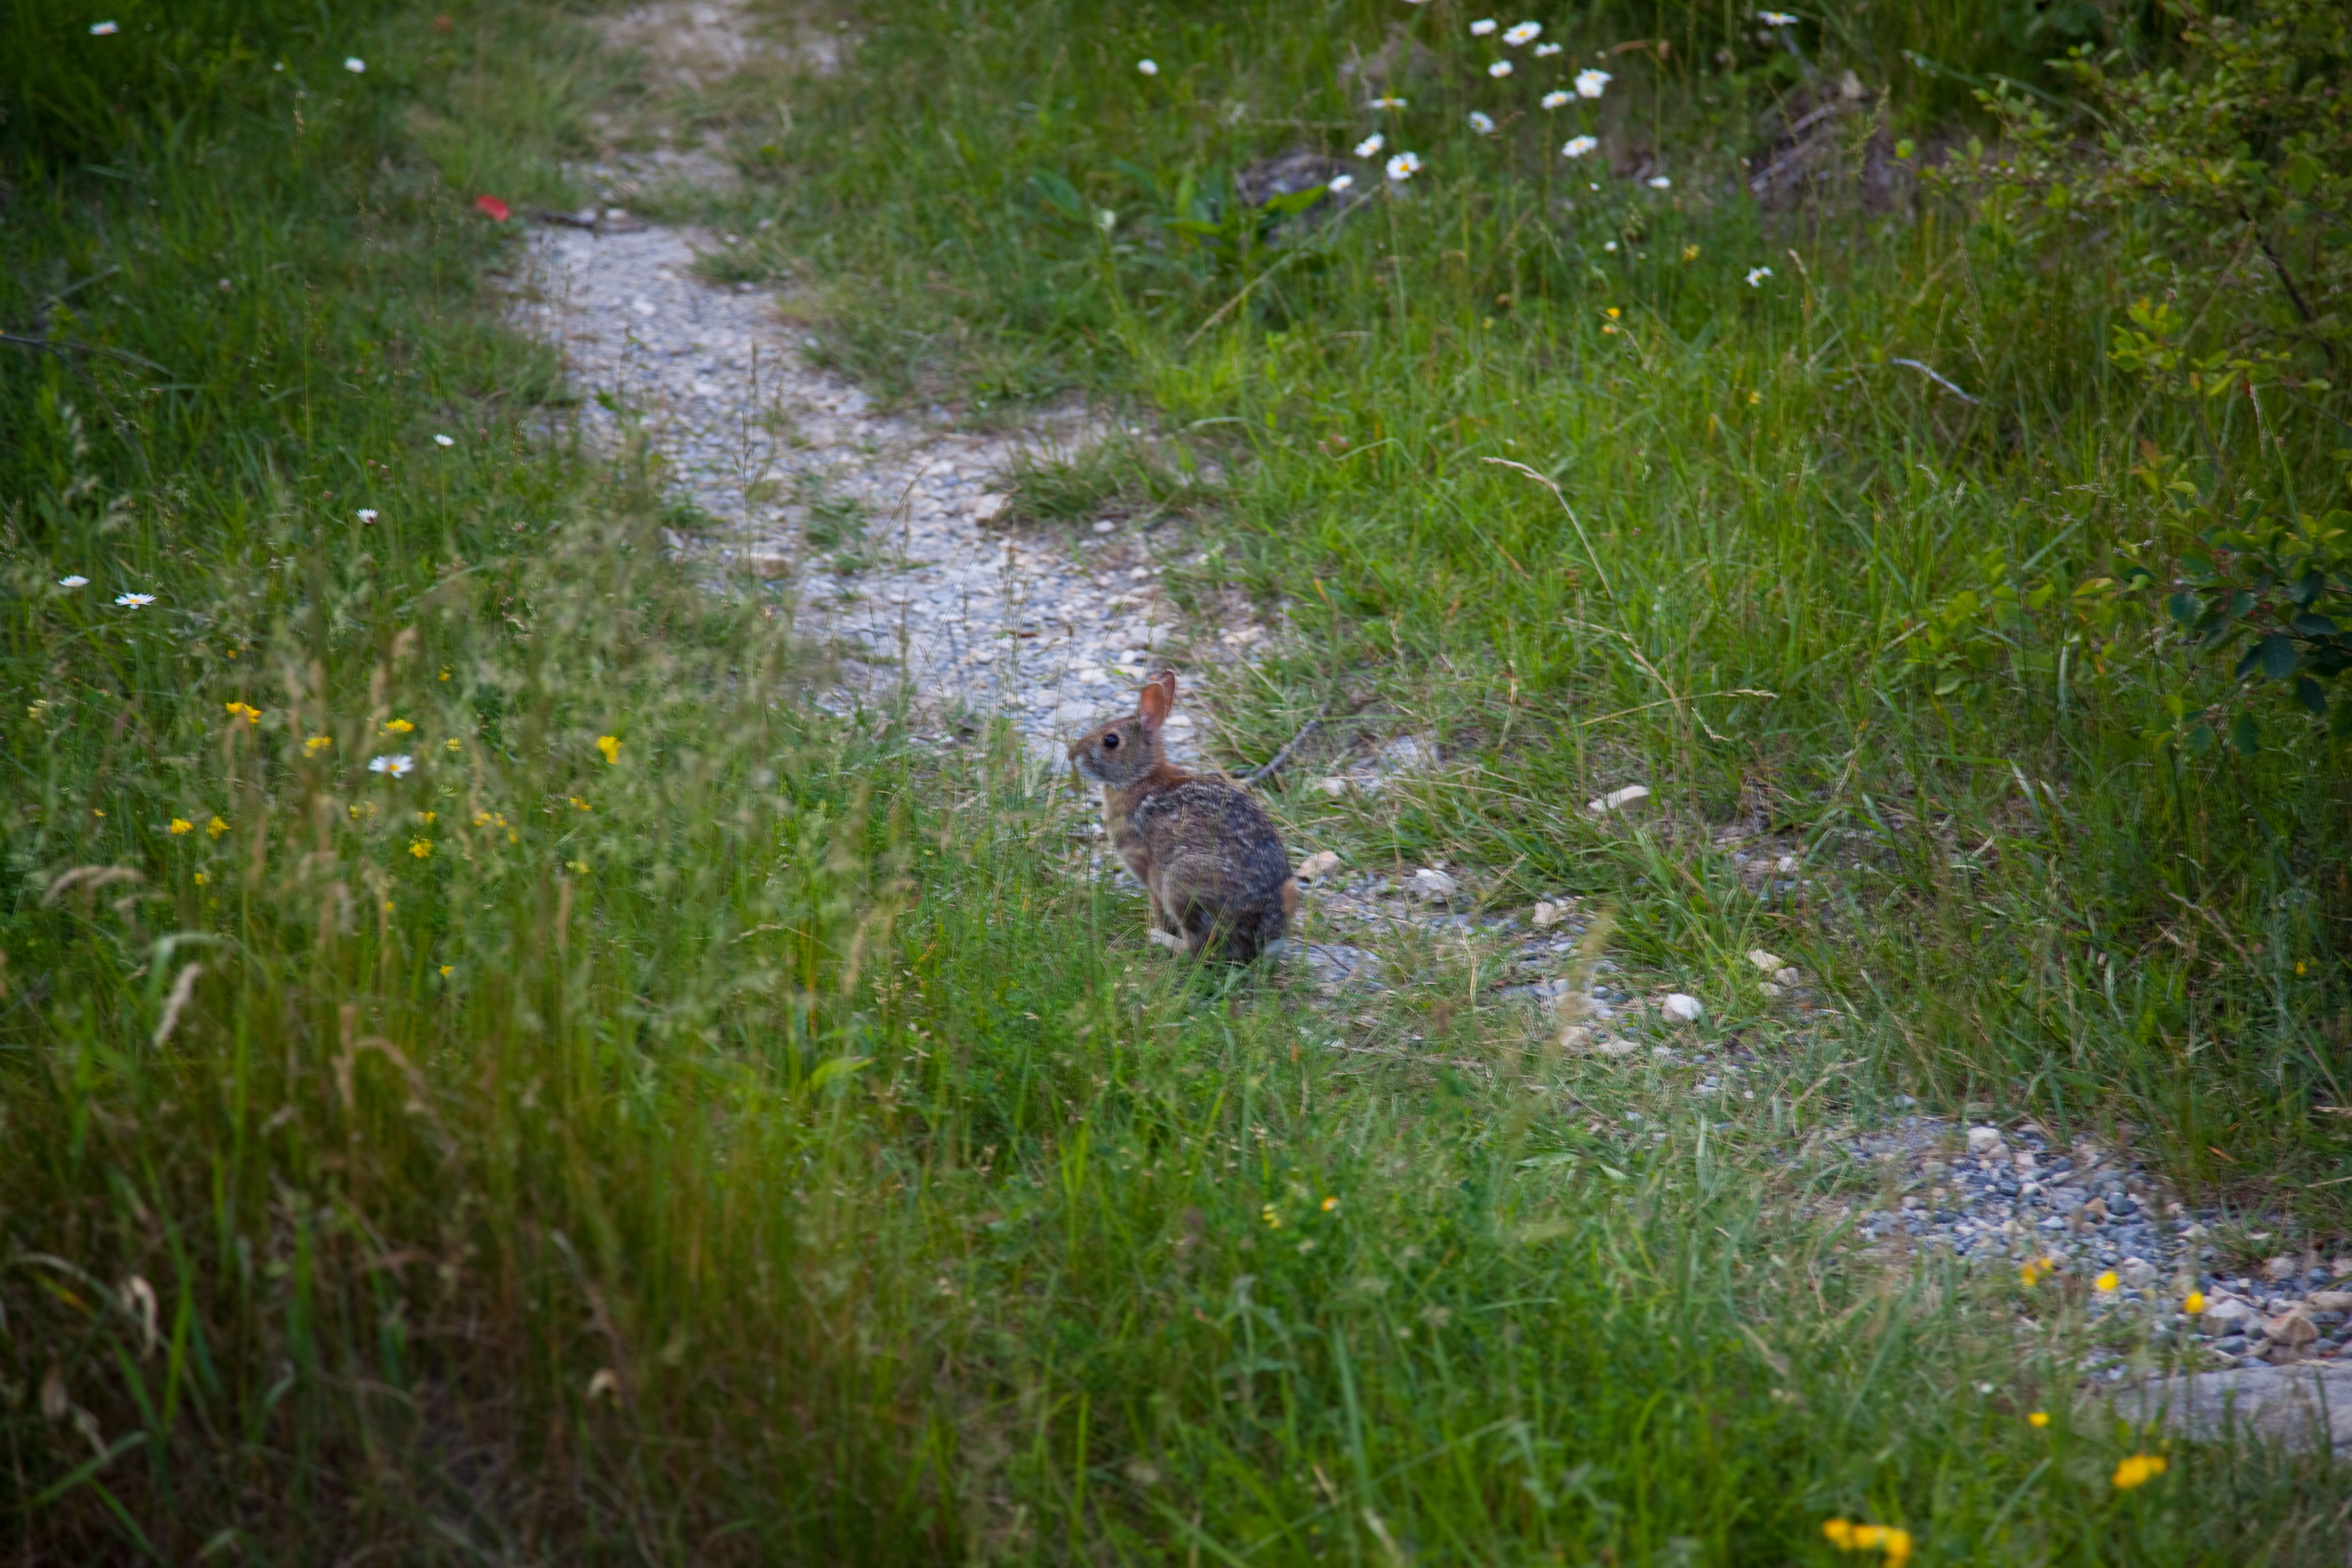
[4, 0, 2350, 1563]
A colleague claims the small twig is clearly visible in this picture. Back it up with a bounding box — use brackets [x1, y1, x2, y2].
[1237, 714, 1326, 786]
[1889, 358, 1982, 406]
[1480, 457, 1616, 601]
[0, 333, 173, 376]
[1182, 247, 1311, 351]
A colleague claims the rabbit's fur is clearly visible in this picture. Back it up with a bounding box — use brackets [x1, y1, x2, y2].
[1069, 672, 1297, 962]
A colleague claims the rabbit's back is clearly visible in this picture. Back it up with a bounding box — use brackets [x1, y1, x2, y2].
[1132, 777, 1294, 959]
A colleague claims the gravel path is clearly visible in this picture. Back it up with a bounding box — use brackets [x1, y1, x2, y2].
[511, 178, 2348, 1442]
[515, 222, 1216, 763]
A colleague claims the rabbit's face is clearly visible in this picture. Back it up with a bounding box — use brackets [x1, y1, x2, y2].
[1069, 714, 1157, 787]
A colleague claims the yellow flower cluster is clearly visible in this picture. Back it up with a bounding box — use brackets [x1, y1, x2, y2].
[596, 734, 622, 764]
[2112, 1454, 2168, 1490]
[409, 840, 433, 860]
[1823, 1520, 1912, 1565]
[1261, 1204, 1282, 1229]
[169, 818, 193, 836]
[208, 816, 227, 837]
[223, 701, 261, 725]
[383, 717, 415, 735]
[2019, 1254, 2060, 1288]
[2183, 1290, 2205, 1314]
[305, 735, 332, 756]
[2094, 1270, 2120, 1292]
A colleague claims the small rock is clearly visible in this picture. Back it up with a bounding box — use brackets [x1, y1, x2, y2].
[1746, 949, 1784, 973]
[1587, 783, 1651, 816]
[2202, 1297, 2259, 1336]
[1595, 1038, 1639, 1057]
[2118, 1257, 2159, 1291]
[742, 552, 792, 578]
[970, 494, 1007, 522]
[1760, 982, 1783, 998]
[1408, 867, 1458, 903]
[1772, 966, 1800, 986]
[1774, 853, 1799, 873]
[1532, 901, 1566, 928]
[2265, 1254, 2303, 1284]
[2263, 1311, 2320, 1349]
[1091, 519, 1116, 534]
[1294, 850, 1342, 884]
[2308, 1291, 2352, 1315]
[1316, 776, 1351, 798]
[1661, 993, 1703, 1024]
[1966, 1126, 2007, 1158]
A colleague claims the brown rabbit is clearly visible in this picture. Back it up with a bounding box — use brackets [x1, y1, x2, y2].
[1069, 671, 1298, 962]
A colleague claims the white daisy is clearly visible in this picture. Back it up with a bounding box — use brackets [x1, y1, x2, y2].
[1561, 135, 1598, 159]
[1602, 240, 1618, 252]
[1488, 60, 1514, 77]
[1355, 132, 1385, 158]
[1369, 95, 1408, 109]
[1468, 111, 1496, 135]
[90, 20, 119, 34]
[433, 433, 455, 447]
[356, 509, 379, 524]
[1541, 90, 1570, 109]
[58, 575, 90, 588]
[1504, 21, 1542, 46]
[1385, 151, 1423, 181]
[1758, 11, 1799, 25]
[1648, 175, 1672, 188]
[1534, 41, 1563, 57]
[1575, 68, 1611, 98]
[344, 57, 365, 73]
[1470, 18, 1498, 35]
[1137, 58, 1159, 75]
[1328, 174, 1355, 193]
[1746, 266, 1774, 286]
[369, 754, 415, 777]
[114, 592, 155, 608]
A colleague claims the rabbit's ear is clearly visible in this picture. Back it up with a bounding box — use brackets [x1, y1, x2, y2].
[1137, 673, 1173, 731]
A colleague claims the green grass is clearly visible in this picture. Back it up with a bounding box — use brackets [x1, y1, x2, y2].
[5, 0, 2350, 1562]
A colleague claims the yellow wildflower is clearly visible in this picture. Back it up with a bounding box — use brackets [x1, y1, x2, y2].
[193, 871, 210, 885]
[439, 964, 452, 976]
[207, 815, 228, 837]
[1883, 1529, 1912, 1566]
[596, 734, 622, 764]
[2020, 1261, 2041, 1288]
[409, 839, 432, 859]
[2112, 1453, 2167, 1490]
[2184, 1291, 2205, 1315]
[566, 858, 588, 874]
[569, 796, 591, 812]
[169, 818, 193, 835]
[1605, 306, 1621, 319]
[1681, 244, 1699, 261]
[1749, 389, 1763, 404]
[420, 811, 436, 824]
[383, 718, 414, 735]
[2095, 1270, 2119, 1292]
[445, 738, 461, 751]
[1823, 1521, 1854, 1549]
[1321, 1195, 1339, 1212]
[1261, 1204, 1282, 1230]
[224, 701, 261, 725]
[305, 735, 332, 755]
[2028, 1411, 2049, 1428]
[438, 667, 452, 682]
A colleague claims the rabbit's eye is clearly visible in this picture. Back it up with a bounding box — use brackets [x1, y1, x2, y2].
[1102, 732, 1121, 750]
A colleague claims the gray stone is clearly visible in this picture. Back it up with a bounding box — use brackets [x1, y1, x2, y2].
[2106, 1362, 2352, 1451]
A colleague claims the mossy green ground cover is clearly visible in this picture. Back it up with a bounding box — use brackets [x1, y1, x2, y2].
[3, 0, 2347, 1562]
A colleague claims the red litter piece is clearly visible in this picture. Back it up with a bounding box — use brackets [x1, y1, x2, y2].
[474, 194, 511, 222]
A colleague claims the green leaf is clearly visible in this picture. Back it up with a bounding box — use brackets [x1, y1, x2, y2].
[2286, 151, 2321, 197]
[1026, 170, 1084, 220]
[2187, 722, 2215, 755]
[2293, 676, 2328, 716]
[2290, 613, 2340, 637]
[2259, 632, 2299, 680]
[2167, 592, 2201, 627]
[2231, 711, 2260, 756]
